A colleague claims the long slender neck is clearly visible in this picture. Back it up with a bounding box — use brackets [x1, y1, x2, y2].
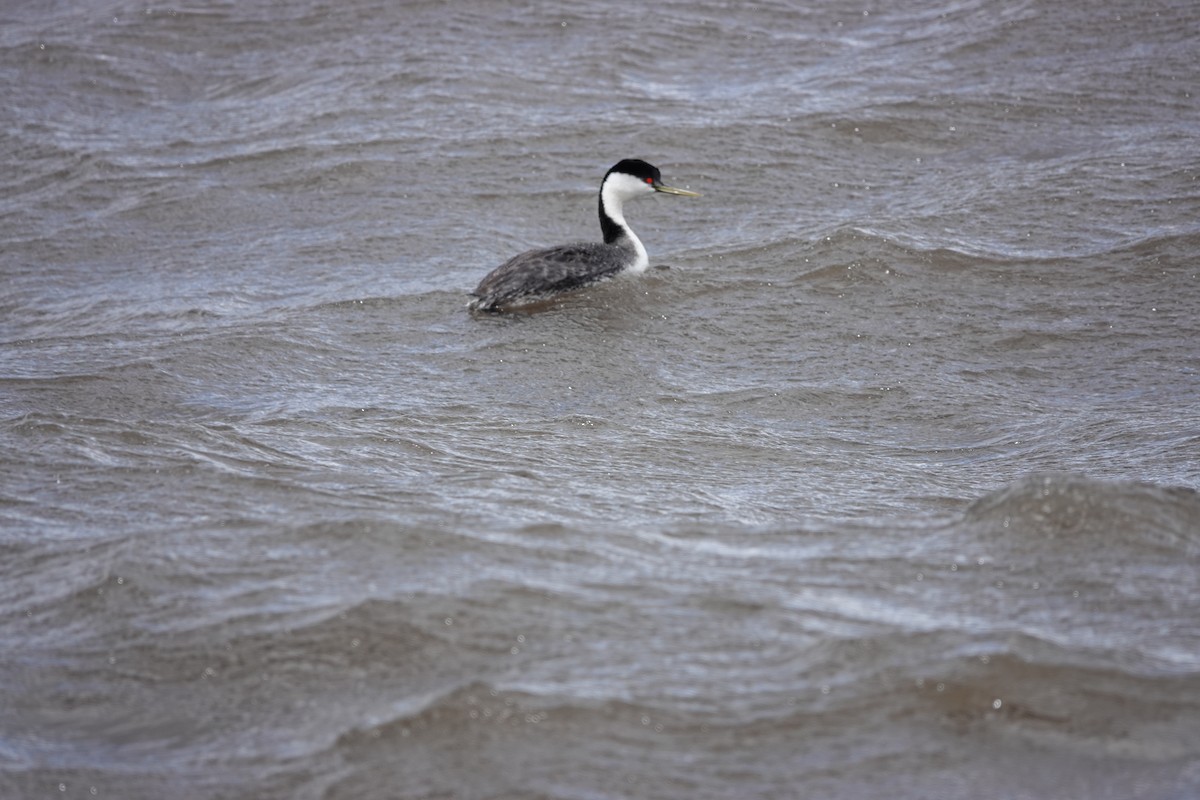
[598, 180, 630, 245]
[598, 178, 649, 271]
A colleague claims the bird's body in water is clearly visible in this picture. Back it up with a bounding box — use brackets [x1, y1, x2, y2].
[468, 159, 701, 312]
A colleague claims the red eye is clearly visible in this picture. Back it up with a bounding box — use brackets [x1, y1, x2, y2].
[645, 178, 654, 184]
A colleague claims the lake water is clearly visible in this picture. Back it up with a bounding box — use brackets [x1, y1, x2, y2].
[3, 1, 1200, 798]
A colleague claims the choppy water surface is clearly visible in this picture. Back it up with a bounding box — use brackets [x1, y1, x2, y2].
[3, 1, 1200, 798]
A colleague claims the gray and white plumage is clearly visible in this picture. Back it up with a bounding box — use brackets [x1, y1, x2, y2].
[468, 159, 700, 313]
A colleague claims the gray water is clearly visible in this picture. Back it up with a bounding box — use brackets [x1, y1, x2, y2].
[3, 1, 1200, 798]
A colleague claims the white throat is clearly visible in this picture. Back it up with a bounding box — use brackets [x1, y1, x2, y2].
[599, 173, 653, 272]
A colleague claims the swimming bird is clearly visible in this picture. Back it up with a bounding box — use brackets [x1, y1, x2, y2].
[468, 159, 701, 312]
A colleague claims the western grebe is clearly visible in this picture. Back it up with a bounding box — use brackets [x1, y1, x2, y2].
[468, 159, 701, 312]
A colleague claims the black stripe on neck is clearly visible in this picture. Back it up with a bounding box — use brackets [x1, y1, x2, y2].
[599, 192, 625, 245]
